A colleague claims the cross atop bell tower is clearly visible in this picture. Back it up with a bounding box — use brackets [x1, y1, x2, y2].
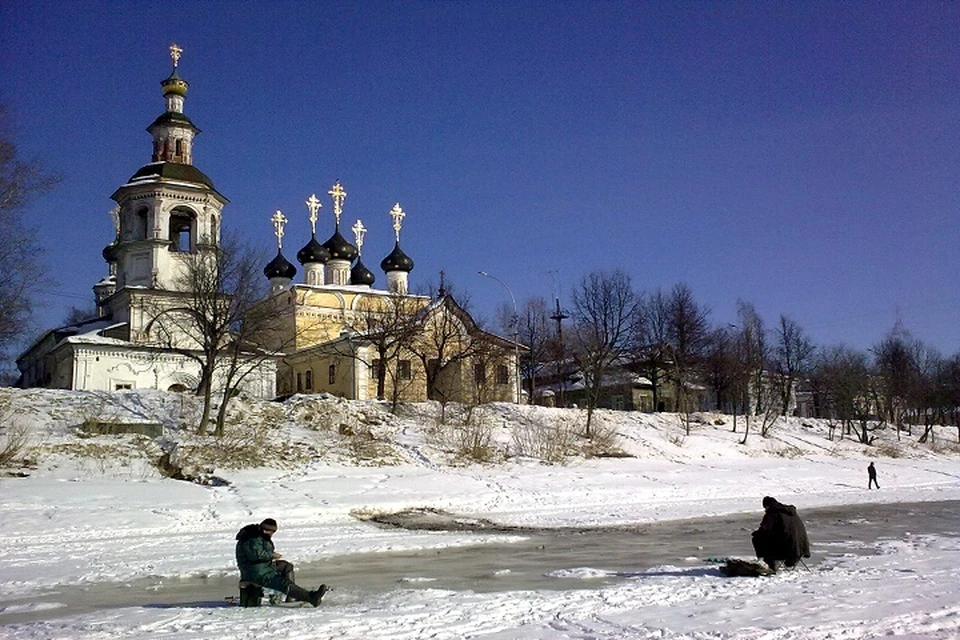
[103, 45, 229, 331]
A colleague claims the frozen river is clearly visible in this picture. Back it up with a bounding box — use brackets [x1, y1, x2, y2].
[3, 500, 958, 625]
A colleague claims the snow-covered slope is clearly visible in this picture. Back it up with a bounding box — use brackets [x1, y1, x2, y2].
[2, 388, 959, 639]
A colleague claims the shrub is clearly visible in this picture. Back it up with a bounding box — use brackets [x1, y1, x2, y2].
[511, 416, 573, 463]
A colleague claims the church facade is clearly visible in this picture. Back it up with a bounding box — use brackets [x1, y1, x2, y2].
[17, 46, 522, 405]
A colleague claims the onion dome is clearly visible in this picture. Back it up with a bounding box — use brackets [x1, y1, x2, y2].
[351, 258, 376, 286]
[296, 234, 330, 265]
[263, 250, 297, 280]
[380, 241, 414, 273]
[102, 238, 120, 263]
[161, 66, 189, 98]
[321, 228, 359, 262]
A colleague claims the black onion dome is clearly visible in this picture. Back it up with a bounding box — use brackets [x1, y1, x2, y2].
[380, 242, 414, 273]
[296, 234, 330, 265]
[264, 250, 297, 280]
[351, 258, 376, 286]
[102, 238, 120, 263]
[321, 228, 359, 261]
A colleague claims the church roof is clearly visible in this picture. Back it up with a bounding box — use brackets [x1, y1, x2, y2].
[264, 250, 297, 280]
[147, 111, 199, 133]
[350, 258, 376, 286]
[124, 161, 218, 190]
[321, 228, 359, 262]
[380, 241, 414, 273]
[296, 234, 330, 265]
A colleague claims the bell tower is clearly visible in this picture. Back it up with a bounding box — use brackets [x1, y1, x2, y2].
[106, 45, 228, 292]
[100, 44, 229, 340]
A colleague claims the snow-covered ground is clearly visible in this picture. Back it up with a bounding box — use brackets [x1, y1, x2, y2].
[1, 388, 959, 639]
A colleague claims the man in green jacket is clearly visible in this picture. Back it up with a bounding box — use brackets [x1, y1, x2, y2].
[235, 518, 327, 606]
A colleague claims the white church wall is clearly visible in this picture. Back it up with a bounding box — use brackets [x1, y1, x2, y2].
[66, 343, 276, 398]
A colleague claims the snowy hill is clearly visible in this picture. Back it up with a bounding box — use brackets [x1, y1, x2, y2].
[1, 387, 959, 639]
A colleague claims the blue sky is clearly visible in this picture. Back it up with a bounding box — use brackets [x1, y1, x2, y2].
[2, 1, 957, 354]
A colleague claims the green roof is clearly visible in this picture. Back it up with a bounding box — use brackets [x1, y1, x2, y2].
[126, 162, 217, 190]
[147, 111, 199, 132]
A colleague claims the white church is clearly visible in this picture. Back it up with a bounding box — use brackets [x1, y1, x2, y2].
[17, 46, 523, 405]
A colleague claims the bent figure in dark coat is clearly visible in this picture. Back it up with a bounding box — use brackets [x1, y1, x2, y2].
[235, 518, 327, 606]
[751, 496, 811, 572]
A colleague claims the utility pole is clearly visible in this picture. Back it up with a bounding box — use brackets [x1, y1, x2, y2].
[550, 297, 569, 407]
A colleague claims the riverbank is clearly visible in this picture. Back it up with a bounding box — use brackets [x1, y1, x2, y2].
[2, 389, 959, 638]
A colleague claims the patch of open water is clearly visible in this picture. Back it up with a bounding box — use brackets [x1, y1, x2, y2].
[2, 500, 957, 624]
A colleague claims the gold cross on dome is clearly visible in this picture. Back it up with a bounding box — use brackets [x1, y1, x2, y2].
[352, 219, 367, 254]
[271, 210, 288, 249]
[305, 193, 322, 234]
[169, 43, 183, 67]
[328, 181, 346, 225]
[389, 203, 405, 242]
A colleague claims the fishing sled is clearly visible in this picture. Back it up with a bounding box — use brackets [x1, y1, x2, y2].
[225, 581, 305, 608]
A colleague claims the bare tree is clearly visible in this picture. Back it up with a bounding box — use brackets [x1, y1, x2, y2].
[731, 301, 766, 443]
[516, 296, 553, 401]
[666, 283, 711, 435]
[913, 345, 949, 444]
[704, 326, 737, 415]
[144, 232, 273, 435]
[872, 321, 920, 437]
[811, 345, 873, 444]
[347, 293, 423, 412]
[0, 109, 60, 355]
[569, 269, 638, 437]
[773, 314, 814, 416]
[947, 352, 960, 439]
[634, 289, 671, 413]
[407, 292, 495, 414]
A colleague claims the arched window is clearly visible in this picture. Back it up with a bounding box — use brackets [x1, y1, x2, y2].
[175, 139, 183, 159]
[169, 210, 193, 252]
[328, 364, 336, 385]
[305, 369, 313, 391]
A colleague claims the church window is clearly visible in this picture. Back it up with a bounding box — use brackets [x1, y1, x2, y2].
[495, 364, 509, 385]
[169, 210, 193, 252]
[304, 369, 313, 391]
[175, 139, 183, 159]
[398, 360, 412, 380]
[474, 363, 486, 385]
[135, 208, 149, 240]
[328, 364, 336, 385]
[296, 372, 303, 392]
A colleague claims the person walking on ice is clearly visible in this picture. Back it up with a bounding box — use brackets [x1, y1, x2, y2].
[868, 462, 880, 490]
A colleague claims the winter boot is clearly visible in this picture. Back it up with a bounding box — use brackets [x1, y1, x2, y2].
[308, 584, 329, 607]
[285, 584, 315, 606]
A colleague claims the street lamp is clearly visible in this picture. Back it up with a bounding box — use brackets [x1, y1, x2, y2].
[478, 271, 521, 404]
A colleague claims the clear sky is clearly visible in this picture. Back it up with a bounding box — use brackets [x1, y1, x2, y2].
[2, 1, 957, 355]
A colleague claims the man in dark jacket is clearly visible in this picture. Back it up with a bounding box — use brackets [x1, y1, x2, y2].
[235, 518, 327, 606]
[868, 462, 879, 489]
[751, 496, 811, 572]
